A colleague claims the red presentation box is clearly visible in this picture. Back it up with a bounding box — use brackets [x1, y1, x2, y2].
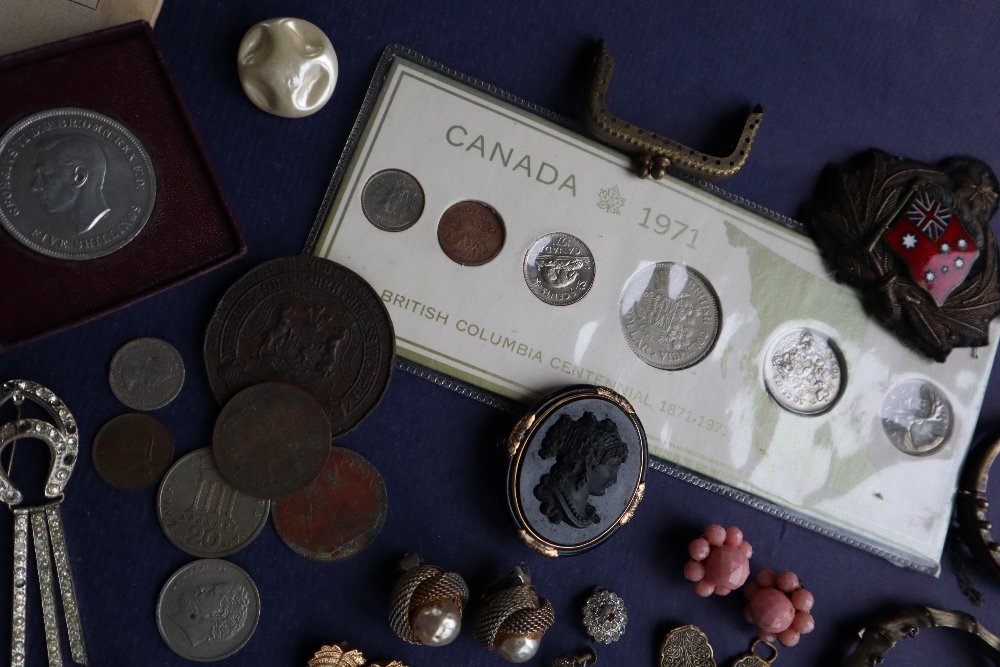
[0, 20, 245, 351]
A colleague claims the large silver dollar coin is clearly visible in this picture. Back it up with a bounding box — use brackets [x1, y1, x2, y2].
[523, 232, 595, 305]
[109, 337, 185, 411]
[361, 168, 424, 231]
[880, 379, 954, 456]
[0, 108, 157, 260]
[620, 262, 721, 370]
[156, 559, 260, 661]
[763, 328, 844, 415]
[158, 448, 270, 558]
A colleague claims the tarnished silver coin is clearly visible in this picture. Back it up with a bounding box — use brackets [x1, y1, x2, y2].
[881, 379, 954, 456]
[158, 448, 270, 558]
[523, 232, 595, 305]
[361, 168, 425, 231]
[764, 328, 844, 415]
[620, 262, 721, 370]
[156, 558, 260, 662]
[0, 107, 157, 260]
[763, 328, 844, 415]
[109, 337, 185, 410]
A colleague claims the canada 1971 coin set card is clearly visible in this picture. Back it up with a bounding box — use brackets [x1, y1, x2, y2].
[310, 46, 1000, 572]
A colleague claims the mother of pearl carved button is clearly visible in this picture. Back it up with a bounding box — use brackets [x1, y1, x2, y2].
[237, 18, 338, 118]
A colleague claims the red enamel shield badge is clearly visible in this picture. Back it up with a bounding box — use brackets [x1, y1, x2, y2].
[884, 190, 980, 306]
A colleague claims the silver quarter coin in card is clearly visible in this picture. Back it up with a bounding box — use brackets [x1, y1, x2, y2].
[881, 379, 954, 456]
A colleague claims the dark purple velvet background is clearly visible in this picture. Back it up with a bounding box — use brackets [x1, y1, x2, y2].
[3, 2, 1000, 666]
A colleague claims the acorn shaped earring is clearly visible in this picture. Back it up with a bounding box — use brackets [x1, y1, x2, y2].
[389, 554, 470, 647]
[473, 563, 555, 663]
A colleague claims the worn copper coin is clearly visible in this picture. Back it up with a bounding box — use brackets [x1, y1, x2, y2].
[272, 446, 387, 562]
[92, 413, 174, 490]
[158, 448, 270, 558]
[437, 200, 505, 265]
[212, 382, 331, 499]
[203, 255, 395, 437]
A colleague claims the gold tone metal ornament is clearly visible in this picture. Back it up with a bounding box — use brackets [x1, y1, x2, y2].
[307, 643, 407, 667]
[957, 431, 1000, 580]
[804, 150, 1000, 361]
[731, 640, 777, 667]
[550, 646, 597, 667]
[659, 625, 716, 667]
[585, 42, 764, 181]
[308, 644, 367, 667]
[506, 385, 648, 557]
[473, 564, 555, 663]
[841, 606, 1000, 666]
[389, 554, 469, 647]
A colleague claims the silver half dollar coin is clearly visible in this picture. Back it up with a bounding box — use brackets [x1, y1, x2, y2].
[523, 232, 595, 305]
[0, 108, 157, 260]
[763, 327, 844, 415]
[156, 558, 260, 662]
[361, 168, 425, 231]
[158, 448, 270, 558]
[109, 337, 185, 411]
[620, 262, 721, 370]
[880, 379, 954, 456]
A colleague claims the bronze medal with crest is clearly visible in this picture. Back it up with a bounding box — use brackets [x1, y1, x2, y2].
[804, 150, 1000, 361]
[204, 256, 395, 437]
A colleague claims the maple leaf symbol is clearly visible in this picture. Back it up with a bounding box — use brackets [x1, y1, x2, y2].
[597, 185, 626, 215]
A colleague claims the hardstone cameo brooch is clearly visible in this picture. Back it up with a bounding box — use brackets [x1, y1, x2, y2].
[506, 385, 647, 557]
[803, 150, 1000, 361]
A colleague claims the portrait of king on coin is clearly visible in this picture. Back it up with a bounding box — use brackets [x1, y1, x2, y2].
[507, 386, 647, 556]
[0, 108, 157, 260]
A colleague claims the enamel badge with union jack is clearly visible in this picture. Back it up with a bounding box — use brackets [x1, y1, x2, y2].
[884, 190, 980, 305]
[805, 150, 1000, 361]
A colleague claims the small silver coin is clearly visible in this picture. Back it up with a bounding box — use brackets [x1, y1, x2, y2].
[361, 168, 425, 231]
[156, 558, 260, 662]
[763, 328, 844, 415]
[0, 107, 157, 260]
[880, 379, 954, 456]
[157, 448, 270, 558]
[523, 232, 595, 305]
[109, 337, 185, 410]
[619, 262, 721, 370]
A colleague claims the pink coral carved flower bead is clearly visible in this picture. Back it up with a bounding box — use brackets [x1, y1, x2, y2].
[684, 560, 706, 583]
[791, 588, 814, 612]
[684, 524, 753, 597]
[745, 569, 816, 647]
[777, 571, 799, 593]
[689, 538, 711, 561]
[705, 524, 727, 546]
